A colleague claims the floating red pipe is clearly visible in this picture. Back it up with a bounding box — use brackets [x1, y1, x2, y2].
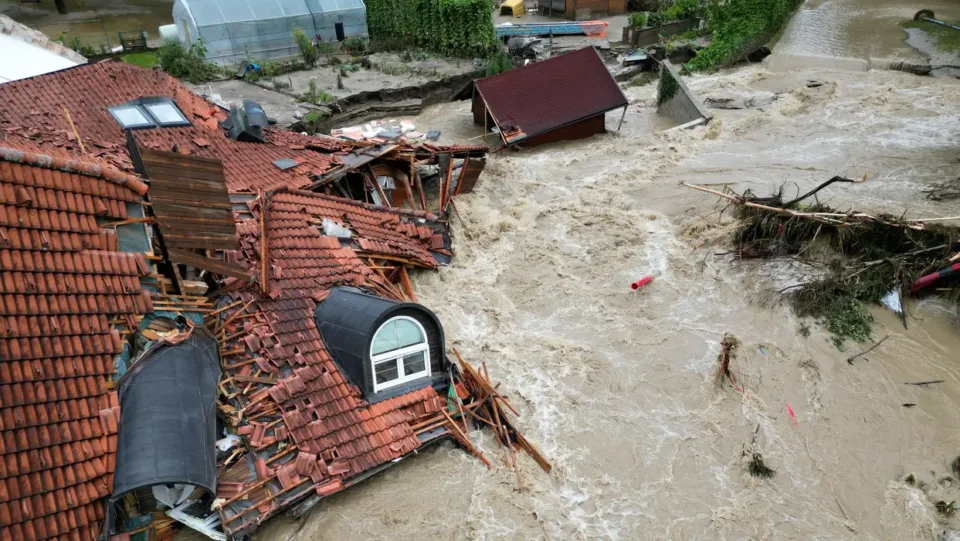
[910, 262, 960, 293]
[630, 275, 654, 290]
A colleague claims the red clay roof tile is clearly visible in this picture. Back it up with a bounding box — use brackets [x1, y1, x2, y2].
[0, 146, 149, 540]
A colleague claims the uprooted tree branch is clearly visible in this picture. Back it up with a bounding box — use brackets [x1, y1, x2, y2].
[683, 179, 960, 347]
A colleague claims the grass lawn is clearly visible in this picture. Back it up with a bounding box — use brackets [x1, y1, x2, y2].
[900, 19, 960, 52]
[121, 51, 159, 68]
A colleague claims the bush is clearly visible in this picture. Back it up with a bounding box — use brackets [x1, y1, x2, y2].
[293, 27, 319, 67]
[628, 12, 648, 29]
[300, 79, 336, 104]
[341, 37, 366, 54]
[663, 0, 702, 21]
[485, 50, 512, 76]
[158, 41, 225, 83]
[687, 0, 802, 71]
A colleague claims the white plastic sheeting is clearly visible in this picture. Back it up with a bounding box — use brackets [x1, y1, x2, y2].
[0, 33, 80, 84]
[172, 0, 368, 65]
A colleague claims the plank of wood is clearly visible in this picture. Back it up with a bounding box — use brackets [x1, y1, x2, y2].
[442, 410, 492, 469]
[233, 374, 277, 385]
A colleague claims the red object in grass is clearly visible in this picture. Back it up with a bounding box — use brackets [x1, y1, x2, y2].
[630, 275, 654, 290]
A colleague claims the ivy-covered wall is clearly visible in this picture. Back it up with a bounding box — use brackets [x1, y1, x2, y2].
[366, 0, 498, 57]
[687, 0, 802, 71]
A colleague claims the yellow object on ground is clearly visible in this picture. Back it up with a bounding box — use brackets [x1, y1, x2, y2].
[499, 0, 525, 18]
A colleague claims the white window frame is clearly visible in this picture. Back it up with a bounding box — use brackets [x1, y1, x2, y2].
[369, 316, 431, 393]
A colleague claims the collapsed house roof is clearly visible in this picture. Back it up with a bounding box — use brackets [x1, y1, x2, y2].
[0, 146, 153, 541]
[0, 61, 350, 194]
[0, 61, 487, 201]
[0, 60, 545, 541]
[209, 188, 455, 537]
[473, 46, 628, 146]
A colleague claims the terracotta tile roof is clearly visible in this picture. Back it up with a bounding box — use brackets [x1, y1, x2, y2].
[474, 47, 628, 142]
[0, 61, 355, 194]
[0, 145, 151, 541]
[214, 189, 448, 536]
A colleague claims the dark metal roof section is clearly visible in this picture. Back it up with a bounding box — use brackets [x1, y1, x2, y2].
[314, 287, 446, 398]
[111, 326, 222, 499]
[474, 47, 628, 143]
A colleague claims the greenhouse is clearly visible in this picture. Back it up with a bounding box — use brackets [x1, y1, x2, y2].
[172, 0, 368, 65]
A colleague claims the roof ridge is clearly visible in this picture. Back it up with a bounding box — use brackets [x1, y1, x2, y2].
[0, 145, 148, 195]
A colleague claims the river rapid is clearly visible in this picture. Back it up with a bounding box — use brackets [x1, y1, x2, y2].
[248, 2, 960, 540]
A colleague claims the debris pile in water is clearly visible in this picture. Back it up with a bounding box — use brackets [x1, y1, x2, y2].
[684, 178, 960, 347]
[715, 332, 742, 391]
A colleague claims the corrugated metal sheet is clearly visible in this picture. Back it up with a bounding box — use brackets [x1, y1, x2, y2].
[140, 149, 239, 252]
[474, 47, 627, 143]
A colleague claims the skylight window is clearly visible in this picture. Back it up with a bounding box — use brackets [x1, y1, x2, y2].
[109, 105, 154, 129]
[108, 98, 191, 130]
[144, 102, 189, 125]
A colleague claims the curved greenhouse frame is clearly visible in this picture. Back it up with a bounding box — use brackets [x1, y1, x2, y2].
[172, 0, 368, 65]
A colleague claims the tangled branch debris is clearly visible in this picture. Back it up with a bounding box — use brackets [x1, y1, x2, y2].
[743, 425, 776, 478]
[716, 333, 742, 392]
[683, 179, 960, 347]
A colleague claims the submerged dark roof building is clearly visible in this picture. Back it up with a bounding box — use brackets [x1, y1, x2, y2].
[472, 47, 628, 147]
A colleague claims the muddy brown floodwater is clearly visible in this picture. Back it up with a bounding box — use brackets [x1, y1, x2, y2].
[1, 0, 173, 47]
[192, 3, 960, 541]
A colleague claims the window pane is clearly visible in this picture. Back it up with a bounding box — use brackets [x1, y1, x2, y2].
[111, 106, 152, 128]
[396, 319, 424, 348]
[145, 102, 188, 125]
[372, 321, 399, 355]
[402, 352, 426, 376]
[374, 360, 399, 384]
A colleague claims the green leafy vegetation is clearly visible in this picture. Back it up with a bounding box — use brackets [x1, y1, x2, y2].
[484, 50, 512, 76]
[662, 0, 702, 21]
[64, 36, 100, 57]
[293, 27, 319, 67]
[341, 37, 367, 54]
[687, 0, 802, 71]
[243, 58, 303, 82]
[300, 110, 329, 134]
[628, 12, 648, 29]
[300, 79, 336, 104]
[158, 41, 227, 83]
[900, 20, 960, 53]
[657, 65, 679, 105]
[365, 0, 498, 57]
[121, 51, 159, 68]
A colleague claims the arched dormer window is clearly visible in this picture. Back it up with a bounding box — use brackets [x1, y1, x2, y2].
[370, 316, 430, 392]
[315, 286, 447, 401]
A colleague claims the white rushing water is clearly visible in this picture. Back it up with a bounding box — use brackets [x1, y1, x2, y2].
[221, 3, 960, 541]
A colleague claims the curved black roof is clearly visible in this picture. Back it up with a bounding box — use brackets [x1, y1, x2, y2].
[111, 326, 221, 500]
[314, 287, 446, 398]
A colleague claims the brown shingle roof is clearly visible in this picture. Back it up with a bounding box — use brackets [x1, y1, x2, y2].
[474, 47, 628, 143]
[0, 145, 151, 541]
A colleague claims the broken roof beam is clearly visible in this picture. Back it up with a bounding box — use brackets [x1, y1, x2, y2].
[168, 248, 254, 281]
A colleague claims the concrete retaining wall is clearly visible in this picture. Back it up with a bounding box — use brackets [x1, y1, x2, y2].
[622, 18, 699, 48]
[656, 60, 711, 126]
